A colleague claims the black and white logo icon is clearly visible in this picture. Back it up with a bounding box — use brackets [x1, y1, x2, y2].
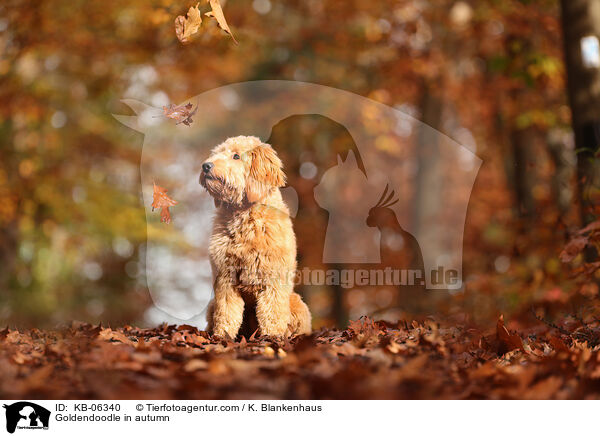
[3, 402, 50, 434]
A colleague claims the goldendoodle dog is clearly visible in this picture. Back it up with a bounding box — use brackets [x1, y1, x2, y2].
[200, 136, 312, 338]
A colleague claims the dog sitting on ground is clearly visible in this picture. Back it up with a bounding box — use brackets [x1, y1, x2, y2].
[199, 136, 312, 338]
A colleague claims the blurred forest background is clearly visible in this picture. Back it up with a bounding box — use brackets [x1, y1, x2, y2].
[1, 0, 599, 330]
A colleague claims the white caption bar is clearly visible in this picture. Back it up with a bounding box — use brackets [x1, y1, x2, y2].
[0, 400, 593, 435]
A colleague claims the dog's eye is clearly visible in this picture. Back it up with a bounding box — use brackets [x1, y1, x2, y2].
[232, 153, 240, 160]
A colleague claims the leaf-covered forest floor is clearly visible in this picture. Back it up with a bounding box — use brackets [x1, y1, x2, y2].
[2, 315, 600, 400]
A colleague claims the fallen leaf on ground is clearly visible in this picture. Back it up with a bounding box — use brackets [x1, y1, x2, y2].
[578, 220, 600, 235]
[560, 235, 588, 263]
[496, 315, 524, 355]
[3, 315, 600, 399]
[98, 328, 135, 346]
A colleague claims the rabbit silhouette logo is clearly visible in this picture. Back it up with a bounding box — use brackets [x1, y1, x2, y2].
[3, 402, 50, 433]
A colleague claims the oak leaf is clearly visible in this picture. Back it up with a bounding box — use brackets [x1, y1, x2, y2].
[345, 316, 384, 347]
[152, 182, 178, 224]
[175, 3, 202, 44]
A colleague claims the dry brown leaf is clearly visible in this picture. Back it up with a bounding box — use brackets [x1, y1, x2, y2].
[184, 359, 208, 372]
[346, 316, 384, 347]
[578, 219, 600, 235]
[205, 0, 238, 44]
[12, 351, 28, 364]
[548, 335, 570, 353]
[385, 341, 404, 354]
[151, 182, 178, 224]
[523, 376, 563, 400]
[161, 101, 198, 126]
[98, 328, 135, 347]
[175, 3, 202, 44]
[172, 331, 187, 343]
[559, 235, 588, 263]
[189, 335, 209, 347]
[496, 315, 524, 355]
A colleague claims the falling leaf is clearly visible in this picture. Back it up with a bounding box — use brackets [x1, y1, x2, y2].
[205, 0, 238, 44]
[151, 182, 178, 224]
[160, 101, 198, 126]
[175, 3, 202, 44]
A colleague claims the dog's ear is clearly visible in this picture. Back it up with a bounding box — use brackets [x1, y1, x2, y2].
[245, 145, 286, 203]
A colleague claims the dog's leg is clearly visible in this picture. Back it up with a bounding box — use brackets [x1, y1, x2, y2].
[205, 299, 215, 333]
[256, 284, 292, 337]
[288, 292, 312, 335]
[211, 277, 245, 338]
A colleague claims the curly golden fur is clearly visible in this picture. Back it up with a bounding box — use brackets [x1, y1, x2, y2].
[200, 136, 312, 338]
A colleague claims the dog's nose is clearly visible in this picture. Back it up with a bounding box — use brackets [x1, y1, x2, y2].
[202, 162, 214, 173]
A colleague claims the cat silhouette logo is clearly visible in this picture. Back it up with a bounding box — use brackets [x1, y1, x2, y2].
[3, 402, 50, 433]
[114, 80, 481, 324]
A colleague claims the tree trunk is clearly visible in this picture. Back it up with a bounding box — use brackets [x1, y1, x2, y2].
[561, 0, 600, 237]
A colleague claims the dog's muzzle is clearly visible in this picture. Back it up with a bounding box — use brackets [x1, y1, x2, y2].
[200, 162, 215, 184]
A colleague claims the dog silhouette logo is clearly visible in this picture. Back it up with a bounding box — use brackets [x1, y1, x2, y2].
[3, 402, 50, 433]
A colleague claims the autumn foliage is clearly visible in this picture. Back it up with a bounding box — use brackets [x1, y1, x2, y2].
[175, 0, 237, 44]
[3, 315, 600, 399]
